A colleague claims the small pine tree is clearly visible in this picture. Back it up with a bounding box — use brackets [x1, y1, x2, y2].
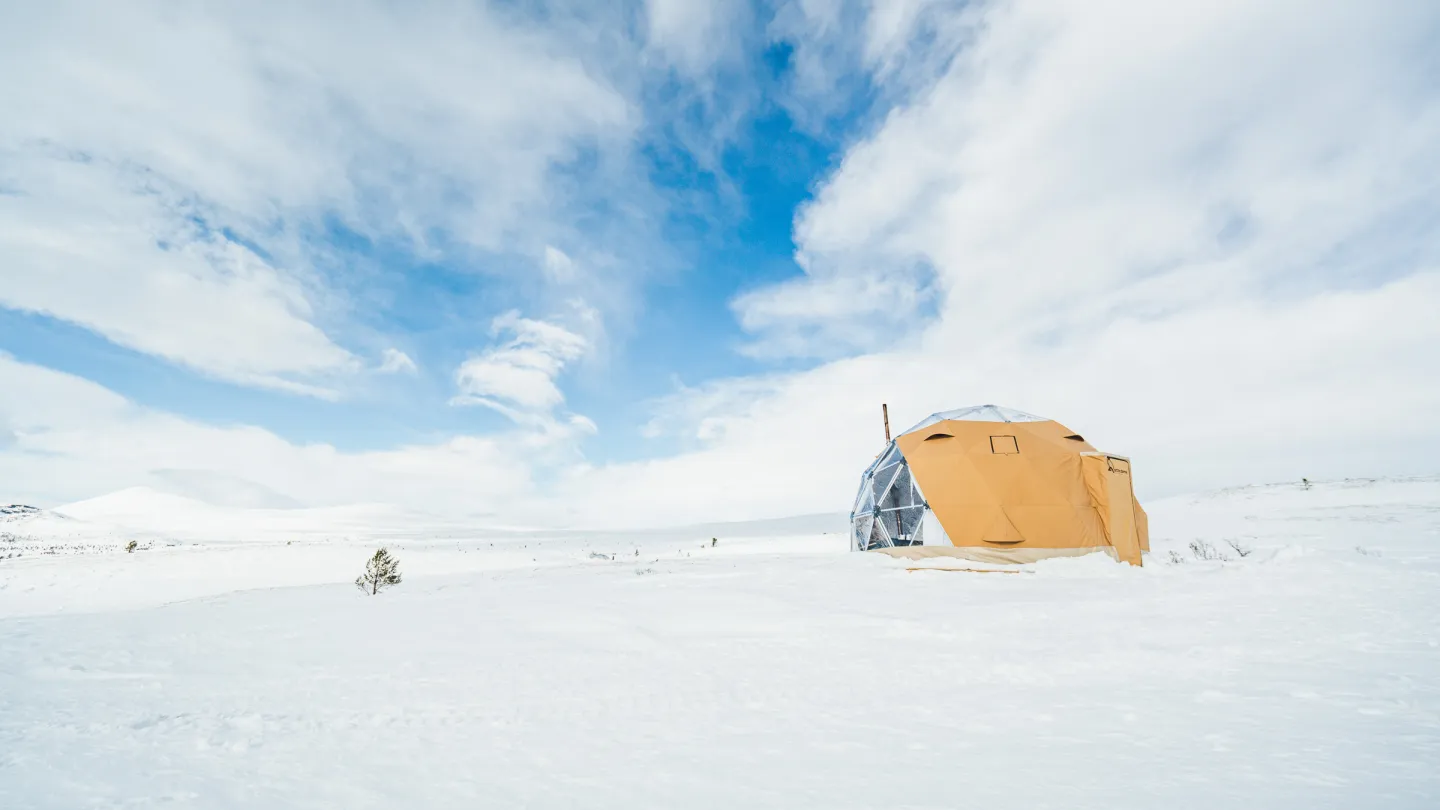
[125, 540, 138, 553]
[355, 547, 402, 595]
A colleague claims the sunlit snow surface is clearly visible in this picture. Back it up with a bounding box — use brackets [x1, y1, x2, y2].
[2, 478, 1438, 808]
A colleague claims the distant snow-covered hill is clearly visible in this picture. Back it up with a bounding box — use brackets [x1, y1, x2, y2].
[5, 474, 1435, 558]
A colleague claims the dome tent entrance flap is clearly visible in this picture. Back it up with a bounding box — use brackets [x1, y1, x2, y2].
[849, 405, 1149, 565]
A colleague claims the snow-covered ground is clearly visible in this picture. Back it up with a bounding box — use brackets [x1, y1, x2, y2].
[2, 478, 1437, 808]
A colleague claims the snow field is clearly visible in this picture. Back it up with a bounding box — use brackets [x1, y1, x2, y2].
[1, 478, 1437, 808]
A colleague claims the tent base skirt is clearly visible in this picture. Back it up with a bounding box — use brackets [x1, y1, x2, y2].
[874, 545, 1116, 565]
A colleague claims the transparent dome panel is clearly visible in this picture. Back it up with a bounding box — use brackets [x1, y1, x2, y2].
[851, 441, 928, 551]
[901, 404, 1047, 436]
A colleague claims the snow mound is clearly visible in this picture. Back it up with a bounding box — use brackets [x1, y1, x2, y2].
[1145, 475, 1440, 562]
[147, 468, 303, 509]
[57, 486, 228, 524]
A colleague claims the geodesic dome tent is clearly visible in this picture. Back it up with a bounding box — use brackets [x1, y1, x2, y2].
[850, 405, 1149, 565]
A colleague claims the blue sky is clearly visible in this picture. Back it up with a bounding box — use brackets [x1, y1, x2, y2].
[3, 12, 858, 458]
[3, 1, 1439, 523]
[0, 14, 840, 455]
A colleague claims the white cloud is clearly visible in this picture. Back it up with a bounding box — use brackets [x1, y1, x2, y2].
[645, 0, 749, 76]
[1, 1, 633, 245]
[593, 0, 1440, 524]
[737, 0, 1440, 358]
[377, 349, 418, 375]
[731, 264, 936, 359]
[0, 154, 355, 396]
[567, 271, 1440, 526]
[0, 0, 634, 392]
[0, 352, 530, 514]
[542, 246, 579, 285]
[772, 0, 1440, 350]
[640, 374, 789, 443]
[767, 0, 972, 132]
[452, 311, 592, 430]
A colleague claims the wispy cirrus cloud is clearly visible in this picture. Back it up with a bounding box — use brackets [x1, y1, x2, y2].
[0, 351, 531, 514]
[644, 0, 751, 77]
[0, 0, 636, 396]
[0, 154, 357, 397]
[452, 309, 597, 440]
[377, 349, 419, 375]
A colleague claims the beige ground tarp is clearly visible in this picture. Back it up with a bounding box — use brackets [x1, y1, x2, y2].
[876, 545, 1114, 565]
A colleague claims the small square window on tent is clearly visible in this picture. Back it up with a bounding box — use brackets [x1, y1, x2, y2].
[990, 435, 1020, 454]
